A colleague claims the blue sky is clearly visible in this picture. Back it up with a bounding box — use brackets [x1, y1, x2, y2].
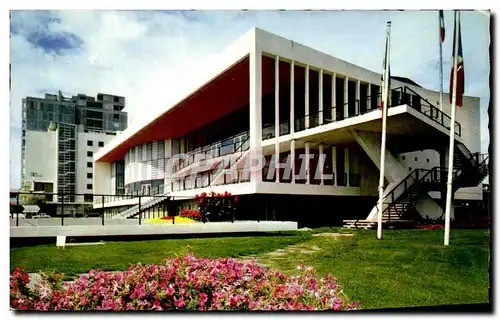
[9, 10, 490, 188]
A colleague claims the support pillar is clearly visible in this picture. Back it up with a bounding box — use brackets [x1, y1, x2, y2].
[305, 65, 310, 129]
[290, 60, 295, 135]
[367, 83, 372, 110]
[344, 76, 349, 118]
[275, 56, 280, 183]
[356, 79, 361, 115]
[319, 69, 324, 125]
[249, 46, 263, 183]
[332, 73, 336, 121]
[305, 142, 310, 184]
[332, 146, 337, 185]
[319, 143, 324, 185]
[291, 139, 296, 184]
[345, 147, 350, 186]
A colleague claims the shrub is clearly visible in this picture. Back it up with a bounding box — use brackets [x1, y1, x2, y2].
[10, 254, 360, 311]
[195, 192, 238, 222]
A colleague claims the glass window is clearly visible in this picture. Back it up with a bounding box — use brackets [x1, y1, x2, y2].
[86, 184, 93, 190]
[98, 141, 104, 147]
[87, 162, 93, 168]
[87, 140, 93, 147]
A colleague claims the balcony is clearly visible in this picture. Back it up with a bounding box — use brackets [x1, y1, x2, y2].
[262, 86, 461, 141]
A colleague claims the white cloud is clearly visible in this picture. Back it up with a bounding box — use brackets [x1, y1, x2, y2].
[9, 10, 491, 188]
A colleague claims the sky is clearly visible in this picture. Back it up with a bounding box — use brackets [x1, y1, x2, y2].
[9, 10, 491, 189]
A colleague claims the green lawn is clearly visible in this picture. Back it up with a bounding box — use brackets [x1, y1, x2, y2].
[10, 232, 310, 277]
[10, 228, 490, 309]
[258, 228, 491, 309]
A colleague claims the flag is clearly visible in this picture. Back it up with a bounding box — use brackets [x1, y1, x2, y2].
[449, 12, 464, 107]
[439, 10, 445, 42]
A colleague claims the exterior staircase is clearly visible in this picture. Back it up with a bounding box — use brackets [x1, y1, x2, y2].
[344, 86, 487, 230]
[111, 195, 171, 219]
[343, 149, 489, 229]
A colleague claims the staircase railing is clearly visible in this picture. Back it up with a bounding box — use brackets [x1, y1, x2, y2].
[392, 86, 461, 136]
[380, 168, 431, 216]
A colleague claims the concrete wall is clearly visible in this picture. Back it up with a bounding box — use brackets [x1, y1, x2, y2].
[76, 131, 115, 201]
[24, 130, 57, 186]
[94, 161, 112, 195]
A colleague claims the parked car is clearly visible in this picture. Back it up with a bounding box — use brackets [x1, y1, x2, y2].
[32, 213, 51, 219]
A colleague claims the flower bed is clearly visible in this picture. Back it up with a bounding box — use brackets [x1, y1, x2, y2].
[10, 254, 360, 311]
[179, 209, 201, 221]
[415, 223, 444, 230]
[146, 216, 197, 224]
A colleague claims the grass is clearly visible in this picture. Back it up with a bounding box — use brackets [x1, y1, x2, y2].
[257, 228, 491, 309]
[10, 228, 490, 309]
[10, 232, 311, 277]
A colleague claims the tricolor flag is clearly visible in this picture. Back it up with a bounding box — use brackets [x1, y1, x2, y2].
[449, 13, 464, 107]
[439, 10, 445, 42]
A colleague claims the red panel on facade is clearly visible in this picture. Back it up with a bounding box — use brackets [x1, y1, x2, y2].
[99, 56, 251, 163]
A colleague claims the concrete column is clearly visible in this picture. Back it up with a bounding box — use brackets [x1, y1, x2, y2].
[319, 143, 324, 185]
[356, 79, 361, 115]
[319, 69, 323, 125]
[367, 83, 372, 110]
[305, 142, 310, 184]
[290, 60, 295, 135]
[332, 145, 337, 185]
[249, 46, 263, 183]
[275, 56, 280, 183]
[344, 76, 349, 118]
[291, 139, 296, 184]
[305, 65, 310, 129]
[332, 73, 336, 121]
[345, 147, 350, 186]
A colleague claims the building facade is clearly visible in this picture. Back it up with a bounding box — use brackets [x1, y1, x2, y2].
[21, 92, 128, 214]
[93, 28, 487, 226]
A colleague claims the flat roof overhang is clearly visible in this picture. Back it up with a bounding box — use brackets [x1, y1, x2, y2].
[262, 105, 464, 154]
[97, 52, 296, 163]
[97, 56, 251, 163]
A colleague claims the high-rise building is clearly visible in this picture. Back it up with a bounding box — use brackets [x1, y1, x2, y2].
[21, 92, 128, 214]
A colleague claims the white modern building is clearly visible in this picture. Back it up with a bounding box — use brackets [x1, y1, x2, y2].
[24, 124, 119, 213]
[93, 28, 488, 227]
[22, 92, 128, 216]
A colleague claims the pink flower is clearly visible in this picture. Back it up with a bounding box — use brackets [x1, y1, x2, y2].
[199, 292, 208, 307]
[174, 297, 186, 309]
[10, 254, 359, 311]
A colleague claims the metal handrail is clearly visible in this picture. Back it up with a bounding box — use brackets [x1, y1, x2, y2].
[176, 130, 249, 171]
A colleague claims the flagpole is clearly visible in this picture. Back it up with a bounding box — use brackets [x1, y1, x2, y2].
[377, 21, 391, 240]
[444, 10, 460, 246]
[439, 11, 444, 112]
